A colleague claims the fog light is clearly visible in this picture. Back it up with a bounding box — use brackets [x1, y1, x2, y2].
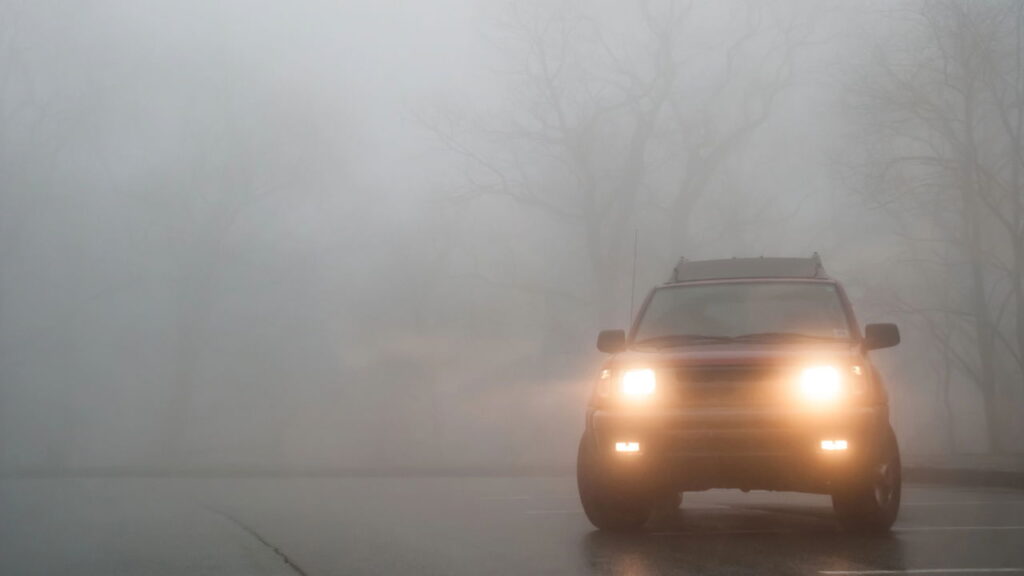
[821, 439, 848, 451]
[615, 441, 641, 453]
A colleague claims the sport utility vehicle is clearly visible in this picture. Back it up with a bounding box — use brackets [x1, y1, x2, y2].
[577, 256, 902, 532]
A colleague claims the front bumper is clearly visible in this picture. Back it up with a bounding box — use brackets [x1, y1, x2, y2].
[587, 405, 889, 494]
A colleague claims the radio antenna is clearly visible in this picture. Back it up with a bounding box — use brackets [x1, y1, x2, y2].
[629, 228, 639, 324]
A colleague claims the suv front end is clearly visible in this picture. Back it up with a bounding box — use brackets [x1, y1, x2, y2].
[576, 258, 902, 532]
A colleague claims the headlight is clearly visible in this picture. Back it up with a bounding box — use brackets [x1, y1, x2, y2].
[621, 369, 656, 396]
[799, 365, 842, 403]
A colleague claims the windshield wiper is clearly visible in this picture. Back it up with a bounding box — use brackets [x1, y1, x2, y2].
[633, 334, 735, 349]
[731, 332, 847, 342]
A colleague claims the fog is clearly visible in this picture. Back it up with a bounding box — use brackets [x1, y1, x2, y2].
[2, 0, 1022, 475]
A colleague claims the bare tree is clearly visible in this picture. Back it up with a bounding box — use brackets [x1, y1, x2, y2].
[842, 0, 1024, 452]
[425, 0, 819, 326]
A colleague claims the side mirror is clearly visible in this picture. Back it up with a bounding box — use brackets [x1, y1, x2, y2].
[596, 329, 627, 354]
[863, 323, 900, 351]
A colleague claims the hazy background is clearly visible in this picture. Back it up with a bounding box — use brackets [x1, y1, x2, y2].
[1, 0, 1022, 474]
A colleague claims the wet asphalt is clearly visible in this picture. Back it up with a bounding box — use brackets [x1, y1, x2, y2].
[2, 475, 1023, 575]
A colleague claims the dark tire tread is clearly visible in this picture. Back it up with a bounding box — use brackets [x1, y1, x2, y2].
[832, 427, 902, 533]
[577, 435, 652, 531]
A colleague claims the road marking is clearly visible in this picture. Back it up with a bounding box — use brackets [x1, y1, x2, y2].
[823, 565, 1024, 569]
[524, 509, 582, 515]
[652, 525, 1024, 536]
[895, 526, 1024, 532]
[902, 501, 1024, 507]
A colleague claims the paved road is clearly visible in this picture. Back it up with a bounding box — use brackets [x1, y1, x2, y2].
[2, 475, 1023, 575]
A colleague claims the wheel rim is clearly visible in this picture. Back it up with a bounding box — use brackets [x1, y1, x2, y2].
[873, 458, 897, 508]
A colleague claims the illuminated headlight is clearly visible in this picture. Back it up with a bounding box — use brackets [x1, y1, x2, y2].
[799, 365, 842, 403]
[621, 369, 656, 397]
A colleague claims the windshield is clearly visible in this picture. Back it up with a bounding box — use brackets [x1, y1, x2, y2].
[633, 282, 851, 345]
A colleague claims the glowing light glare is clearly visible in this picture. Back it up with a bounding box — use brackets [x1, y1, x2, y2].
[799, 366, 842, 403]
[821, 439, 849, 451]
[616, 442, 641, 453]
[621, 369, 656, 396]
[596, 369, 613, 396]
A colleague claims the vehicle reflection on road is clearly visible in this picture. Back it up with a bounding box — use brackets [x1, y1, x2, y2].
[579, 503, 908, 575]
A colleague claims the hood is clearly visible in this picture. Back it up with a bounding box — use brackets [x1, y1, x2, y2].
[606, 341, 861, 370]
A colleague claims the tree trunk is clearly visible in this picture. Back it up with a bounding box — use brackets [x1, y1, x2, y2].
[963, 188, 1005, 452]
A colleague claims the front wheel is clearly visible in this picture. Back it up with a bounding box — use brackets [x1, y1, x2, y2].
[577, 434, 652, 531]
[832, 427, 901, 532]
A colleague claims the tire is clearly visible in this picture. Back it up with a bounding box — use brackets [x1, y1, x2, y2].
[832, 426, 902, 532]
[577, 433, 652, 531]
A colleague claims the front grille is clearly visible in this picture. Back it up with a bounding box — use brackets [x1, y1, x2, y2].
[662, 428, 806, 455]
[669, 364, 786, 406]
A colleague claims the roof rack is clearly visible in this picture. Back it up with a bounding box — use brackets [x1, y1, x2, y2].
[668, 254, 827, 283]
